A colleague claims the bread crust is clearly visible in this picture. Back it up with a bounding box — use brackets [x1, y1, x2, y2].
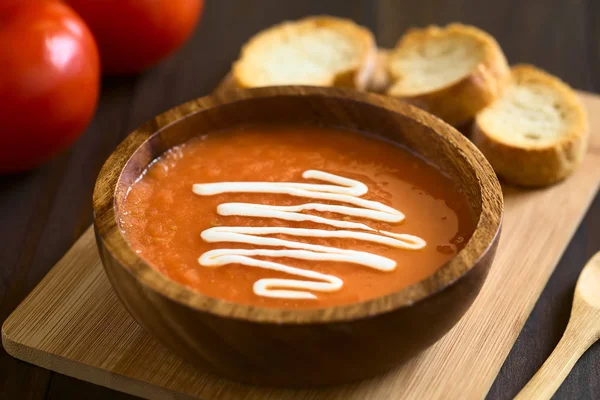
[232, 16, 376, 90]
[473, 65, 589, 187]
[387, 24, 510, 126]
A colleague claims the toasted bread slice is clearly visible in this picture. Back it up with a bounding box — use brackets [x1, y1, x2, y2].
[232, 16, 376, 90]
[473, 65, 588, 187]
[386, 24, 510, 126]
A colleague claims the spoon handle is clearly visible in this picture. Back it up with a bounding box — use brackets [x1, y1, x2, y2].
[514, 300, 599, 400]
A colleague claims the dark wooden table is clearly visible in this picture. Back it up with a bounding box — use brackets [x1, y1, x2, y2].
[1, 1, 598, 399]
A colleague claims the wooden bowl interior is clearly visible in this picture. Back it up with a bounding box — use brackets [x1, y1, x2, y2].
[96, 87, 502, 323]
[118, 95, 481, 219]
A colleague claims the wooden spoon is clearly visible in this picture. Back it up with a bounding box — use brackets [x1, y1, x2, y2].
[515, 251, 600, 399]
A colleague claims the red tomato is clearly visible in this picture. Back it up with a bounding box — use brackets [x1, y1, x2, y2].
[66, 0, 204, 74]
[0, 0, 100, 173]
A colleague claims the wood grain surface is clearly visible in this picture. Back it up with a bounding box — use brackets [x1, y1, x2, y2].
[1, 1, 599, 399]
[2, 92, 599, 399]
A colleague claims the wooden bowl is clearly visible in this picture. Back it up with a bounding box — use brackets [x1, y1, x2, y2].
[93, 86, 503, 387]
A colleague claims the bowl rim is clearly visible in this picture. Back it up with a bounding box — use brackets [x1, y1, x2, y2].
[93, 86, 503, 324]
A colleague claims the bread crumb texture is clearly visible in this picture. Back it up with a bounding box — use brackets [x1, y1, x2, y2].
[386, 24, 509, 126]
[388, 25, 486, 94]
[477, 65, 585, 147]
[474, 64, 588, 187]
[233, 16, 374, 88]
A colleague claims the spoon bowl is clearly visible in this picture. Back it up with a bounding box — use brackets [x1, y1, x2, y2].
[516, 251, 600, 399]
[577, 252, 600, 308]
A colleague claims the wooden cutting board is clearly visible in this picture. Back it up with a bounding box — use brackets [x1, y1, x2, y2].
[3, 91, 600, 400]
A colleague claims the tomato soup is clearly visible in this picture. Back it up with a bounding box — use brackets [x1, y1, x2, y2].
[120, 126, 475, 309]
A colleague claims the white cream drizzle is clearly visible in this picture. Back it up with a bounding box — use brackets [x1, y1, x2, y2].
[192, 170, 426, 300]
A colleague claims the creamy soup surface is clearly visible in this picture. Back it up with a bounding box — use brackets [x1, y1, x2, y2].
[120, 126, 475, 309]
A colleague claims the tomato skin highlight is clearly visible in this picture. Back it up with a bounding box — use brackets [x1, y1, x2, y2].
[0, 0, 100, 173]
[66, 0, 204, 75]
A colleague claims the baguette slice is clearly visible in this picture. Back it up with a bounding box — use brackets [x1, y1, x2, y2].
[473, 65, 588, 187]
[386, 24, 510, 126]
[232, 16, 376, 90]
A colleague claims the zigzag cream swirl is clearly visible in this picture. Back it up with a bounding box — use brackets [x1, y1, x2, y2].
[192, 170, 426, 300]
